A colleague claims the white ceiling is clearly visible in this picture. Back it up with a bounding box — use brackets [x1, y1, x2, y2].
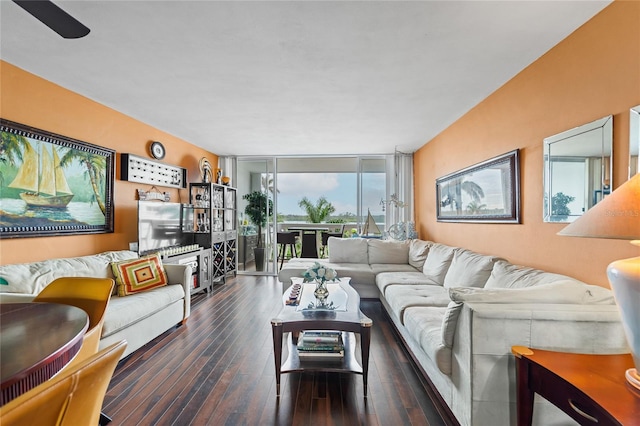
[0, 0, 610, 156]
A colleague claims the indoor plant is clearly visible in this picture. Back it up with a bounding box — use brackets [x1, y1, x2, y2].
[242, 191, 273, 271]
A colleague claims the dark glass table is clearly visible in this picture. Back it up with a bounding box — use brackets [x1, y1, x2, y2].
[0, 303, 88, 405]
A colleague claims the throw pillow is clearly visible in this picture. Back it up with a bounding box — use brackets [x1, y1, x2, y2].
[368, 239, 409, 264]
[111, 254, 168, 296]
[443, 249, 500, 289]
[441, 301, 463, 348]
[484, 260, 583, 289]
[328, 237, 368, 263]
[408, 239, 431, 269]
[422, 244, 456, 285]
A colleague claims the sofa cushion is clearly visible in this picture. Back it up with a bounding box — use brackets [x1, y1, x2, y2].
[375, 271, 441, 296]
[371, 263, 419, 275]
[278, 258, 375, 287]
[328, 238, 368, 263]
[111, 254, 168, 296]
[404, 306, 453, 375]
[0, 250, 138, 295]
[384, 284, 450, 324]
[101, 283, 185, 337]
[408, 239, 431, 270]
[448, 281, 615, 305]
[443, 249, 500, 289]
[485, 260, 583, 289]
[328, 264, 375, 286]
[367, 239, 409, 264]
[421, 244, 455, 285]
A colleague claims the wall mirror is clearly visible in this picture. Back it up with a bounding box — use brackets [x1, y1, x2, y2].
[630, 105, 639, 177]
[543, 115, 612, 223]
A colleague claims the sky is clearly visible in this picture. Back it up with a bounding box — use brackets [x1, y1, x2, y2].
[275, 172, 385, 217]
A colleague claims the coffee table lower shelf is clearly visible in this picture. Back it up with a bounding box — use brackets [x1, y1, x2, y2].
[281, 332, 362, 375]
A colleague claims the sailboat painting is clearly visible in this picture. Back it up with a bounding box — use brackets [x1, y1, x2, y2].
[9, 140, 74, 207]
[0, 119, 115, 238]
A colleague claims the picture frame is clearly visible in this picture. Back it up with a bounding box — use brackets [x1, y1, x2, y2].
[436, 149, 520, 223]
[0, 119, 115, 238]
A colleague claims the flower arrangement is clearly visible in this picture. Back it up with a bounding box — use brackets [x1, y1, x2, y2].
[302, 261, 338, 284]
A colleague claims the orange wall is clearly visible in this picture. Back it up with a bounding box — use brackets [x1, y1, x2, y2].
[0, 61, 218, 265]
[414, 1, 640, 287]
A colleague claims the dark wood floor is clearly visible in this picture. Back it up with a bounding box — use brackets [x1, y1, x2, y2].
[103, 275, 446, 425]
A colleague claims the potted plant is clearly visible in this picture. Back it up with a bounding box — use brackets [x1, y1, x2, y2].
[242, 191, 273, 271]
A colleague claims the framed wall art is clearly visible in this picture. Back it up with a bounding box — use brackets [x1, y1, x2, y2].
[436, 149, 520, 223]
[0, 119, 115, 238]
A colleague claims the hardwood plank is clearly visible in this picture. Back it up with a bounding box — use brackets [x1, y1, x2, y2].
[103, 275, 447, 425]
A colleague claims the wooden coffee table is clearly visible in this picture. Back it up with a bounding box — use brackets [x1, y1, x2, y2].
[271, 277, 373, 396]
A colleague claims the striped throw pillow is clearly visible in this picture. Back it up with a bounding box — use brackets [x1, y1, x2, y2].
[111, 254, 168, 296]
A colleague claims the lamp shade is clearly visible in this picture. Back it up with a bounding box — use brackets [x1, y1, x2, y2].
[559, 173, 640, 390]
[557, 173, 640, 240]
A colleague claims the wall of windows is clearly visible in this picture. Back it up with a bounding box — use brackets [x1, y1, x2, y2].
[236, 155, 396, 275]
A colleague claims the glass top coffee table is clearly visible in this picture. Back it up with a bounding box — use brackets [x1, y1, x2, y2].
[271, 277, 373, 397]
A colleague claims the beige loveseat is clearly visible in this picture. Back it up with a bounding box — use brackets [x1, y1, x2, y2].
[0, 250, 191, 359]
[278, 238, 629, 426]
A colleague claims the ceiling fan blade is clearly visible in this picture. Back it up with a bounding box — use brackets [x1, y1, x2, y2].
[13, 0, 90, 39]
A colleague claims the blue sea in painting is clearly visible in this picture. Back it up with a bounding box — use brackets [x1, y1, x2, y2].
[0, 198, 105, 226]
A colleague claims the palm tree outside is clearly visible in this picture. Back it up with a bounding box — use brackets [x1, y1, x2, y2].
[298, 196, 335, 223]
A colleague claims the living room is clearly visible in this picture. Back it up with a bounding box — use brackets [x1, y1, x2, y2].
[1, 1, 638, 281]
[1, 1, 639, 425]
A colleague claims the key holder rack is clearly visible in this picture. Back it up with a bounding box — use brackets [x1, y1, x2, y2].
[120, 153, 187, 189]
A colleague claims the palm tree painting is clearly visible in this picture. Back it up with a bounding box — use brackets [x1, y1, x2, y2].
[439, 177, 485, 215]
[58, 150, 108, 215]
[0, 119, 114, 238]
[436, 150, 520, 223]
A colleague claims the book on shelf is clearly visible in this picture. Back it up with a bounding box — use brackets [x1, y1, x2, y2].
[297, 331, 344, 359]
[297, 351, 344, 361]
[300, 330, 342, 344]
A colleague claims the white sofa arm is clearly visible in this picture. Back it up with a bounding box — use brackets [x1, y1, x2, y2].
[462, 302, 628, 355]
[163, 264, 191, 321]
[451, 302, 629, 426]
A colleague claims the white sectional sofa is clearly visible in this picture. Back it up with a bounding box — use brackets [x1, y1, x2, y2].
[278, 238, 629, 426]
[0, 250, 191, 359]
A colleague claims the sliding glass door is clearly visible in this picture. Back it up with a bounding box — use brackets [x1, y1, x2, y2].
[236, 155, 394, 276]
[236, 158, 276, 275]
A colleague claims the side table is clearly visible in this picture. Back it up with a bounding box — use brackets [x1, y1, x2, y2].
[512, 346, 639, 426]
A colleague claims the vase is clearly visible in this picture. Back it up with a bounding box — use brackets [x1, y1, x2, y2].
[314, 279, 329, 299]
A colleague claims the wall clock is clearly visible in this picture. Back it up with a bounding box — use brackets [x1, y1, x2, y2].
[149, 141, 166, 160]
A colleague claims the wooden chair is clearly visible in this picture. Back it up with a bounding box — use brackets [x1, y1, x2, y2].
[33, 277, 115, 369]
[277, 232, 298, 270]
[0, 340, 127, 426]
